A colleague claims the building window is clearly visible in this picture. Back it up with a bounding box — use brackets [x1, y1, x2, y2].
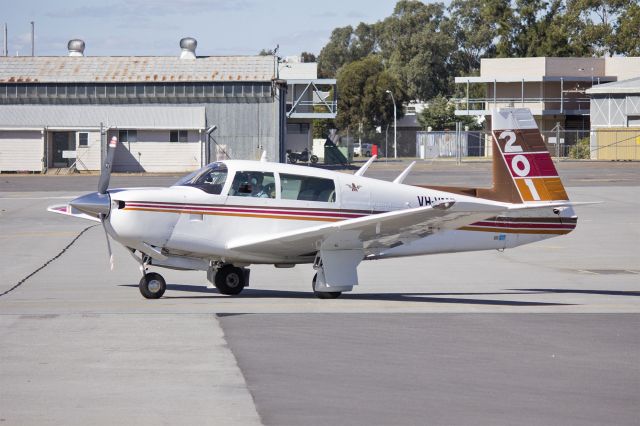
[170, 130, 188, 142]
[78, 132, 89, 147]
[118, 130, 138, 143]
[287, 123, 310, 134]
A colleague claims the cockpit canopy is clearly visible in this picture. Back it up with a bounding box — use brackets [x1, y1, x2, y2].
[174, 162, 228, 194]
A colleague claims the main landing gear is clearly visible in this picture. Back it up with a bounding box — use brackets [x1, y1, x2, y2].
[206, 264, 249, 296]
[312, 273, 342, 299]
[213, 265, 247, 295]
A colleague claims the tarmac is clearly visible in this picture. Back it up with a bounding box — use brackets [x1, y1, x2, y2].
[0, 161, 638, 425]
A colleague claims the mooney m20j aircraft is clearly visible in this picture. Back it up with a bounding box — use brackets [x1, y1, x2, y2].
[50, 108, 581, 299]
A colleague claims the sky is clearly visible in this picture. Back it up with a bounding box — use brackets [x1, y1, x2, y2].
[3, 0, 400, 58]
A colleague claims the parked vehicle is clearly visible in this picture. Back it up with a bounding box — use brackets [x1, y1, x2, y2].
[286, 148, 318, 164]
[354, 143, 373, 157]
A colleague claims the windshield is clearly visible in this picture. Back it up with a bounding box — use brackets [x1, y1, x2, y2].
[174, 162, 228, 195]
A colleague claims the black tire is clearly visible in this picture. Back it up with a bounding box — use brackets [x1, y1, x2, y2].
[310, 155, 319, 164]
[215, 265, 246, 295]
[289, 156, 297, 164]
[139, 272, 166, 299]
[312, 273, 341, 299]
[366, 151, 371, 156]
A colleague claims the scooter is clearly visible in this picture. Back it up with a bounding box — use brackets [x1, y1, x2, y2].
[286, 148, 319, 164]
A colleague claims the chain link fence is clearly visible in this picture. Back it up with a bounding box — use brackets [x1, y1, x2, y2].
[415, 127, 640, 161]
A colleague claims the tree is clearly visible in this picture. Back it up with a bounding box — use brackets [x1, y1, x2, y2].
[300, 52, 317, 63]
[564, 0, 632, 56]
[613, 2, 640, 55]
[317, 23, 378, 78]
[449, 0, 503, 72]
[418, 95, 481, 131]
[336, 55, 403, 135]
[375, 0, 457, 101]
[258, 48, 274, 56]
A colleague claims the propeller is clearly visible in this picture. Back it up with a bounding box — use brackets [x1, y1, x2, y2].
[98, 135, 118, 194]
[99, 136, 118, 270]
[70, 135, 118, 270]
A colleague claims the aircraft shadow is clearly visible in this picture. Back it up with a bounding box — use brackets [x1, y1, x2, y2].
[514, 288, 640, 297]
[120, 284, 572, 306]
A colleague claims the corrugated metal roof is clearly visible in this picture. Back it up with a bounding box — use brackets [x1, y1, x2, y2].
[0, 105, 206, 129]
[0, 56, 275, 83]
[586, 77, 640, 94]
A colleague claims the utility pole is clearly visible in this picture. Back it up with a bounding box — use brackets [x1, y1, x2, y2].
[3, 23, 7, 56]
[30, 21, 34, 56]
[386, 90, 397, 159]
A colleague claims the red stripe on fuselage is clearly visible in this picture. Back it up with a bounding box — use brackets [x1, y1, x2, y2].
[123, 201, 368, 219]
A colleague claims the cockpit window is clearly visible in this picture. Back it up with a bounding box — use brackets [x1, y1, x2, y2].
[280, 174, 336, 202]
[174, 163, 228, 195]
[228, 171, 276, 198]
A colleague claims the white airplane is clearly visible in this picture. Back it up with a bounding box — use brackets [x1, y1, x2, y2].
[49, 108, 582, 299]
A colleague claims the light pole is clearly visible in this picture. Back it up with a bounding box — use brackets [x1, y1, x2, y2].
[386, 90, 397, 159]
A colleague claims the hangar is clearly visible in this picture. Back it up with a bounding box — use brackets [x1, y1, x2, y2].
[586, 77, 640, 160]
[0, 38, 336, 173]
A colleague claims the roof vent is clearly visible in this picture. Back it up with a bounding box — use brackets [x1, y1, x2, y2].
[67, 39, 85, 57]
[179, 37, 197, 59]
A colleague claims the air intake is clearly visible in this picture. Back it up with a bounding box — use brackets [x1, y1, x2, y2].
[67, 39, 85, 57]
[179, 37, 197, 59]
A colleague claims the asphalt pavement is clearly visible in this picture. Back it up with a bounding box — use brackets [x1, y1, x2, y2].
[0, 162, 638, 425]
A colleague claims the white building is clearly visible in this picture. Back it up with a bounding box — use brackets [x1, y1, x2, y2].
[0, 39, 336, 173]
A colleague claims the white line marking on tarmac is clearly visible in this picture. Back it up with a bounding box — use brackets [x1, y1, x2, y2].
[0, 196, 77, 200]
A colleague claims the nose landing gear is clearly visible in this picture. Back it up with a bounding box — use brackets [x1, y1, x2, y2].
[139, 272, 166, 299]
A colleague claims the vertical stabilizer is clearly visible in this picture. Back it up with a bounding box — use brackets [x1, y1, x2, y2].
[491, 109, 569, 203]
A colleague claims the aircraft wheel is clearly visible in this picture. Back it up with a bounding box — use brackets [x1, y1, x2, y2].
[215, 265, 246, 295]
[312, 273, 341, 299]
[310, 155, 319, 164]
[139, 272, 166, 299]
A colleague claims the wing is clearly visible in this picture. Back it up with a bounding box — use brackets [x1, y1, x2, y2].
[226, 200, 507, 258]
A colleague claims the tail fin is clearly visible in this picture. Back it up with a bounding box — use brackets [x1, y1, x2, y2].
[491, 108, 569, 203]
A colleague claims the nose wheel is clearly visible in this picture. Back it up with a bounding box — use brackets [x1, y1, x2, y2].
[139, 272, 166, 299]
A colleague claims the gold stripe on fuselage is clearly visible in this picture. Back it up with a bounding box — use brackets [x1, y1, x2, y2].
[122, 207, 341, 222]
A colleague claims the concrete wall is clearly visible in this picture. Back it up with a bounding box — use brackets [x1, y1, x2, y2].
[481, 58, 546, 79]
[0, 130, 43, 172]
[605, 57, 640, 82]
[545, 58, 605, 77]
[110, 130, 202, 173]
[73, 131, 102, 171]
[481, 57, 608, 79]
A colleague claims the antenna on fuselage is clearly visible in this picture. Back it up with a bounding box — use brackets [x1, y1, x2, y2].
[354, 155, 377, 177]
[393, 161, 416, 184]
